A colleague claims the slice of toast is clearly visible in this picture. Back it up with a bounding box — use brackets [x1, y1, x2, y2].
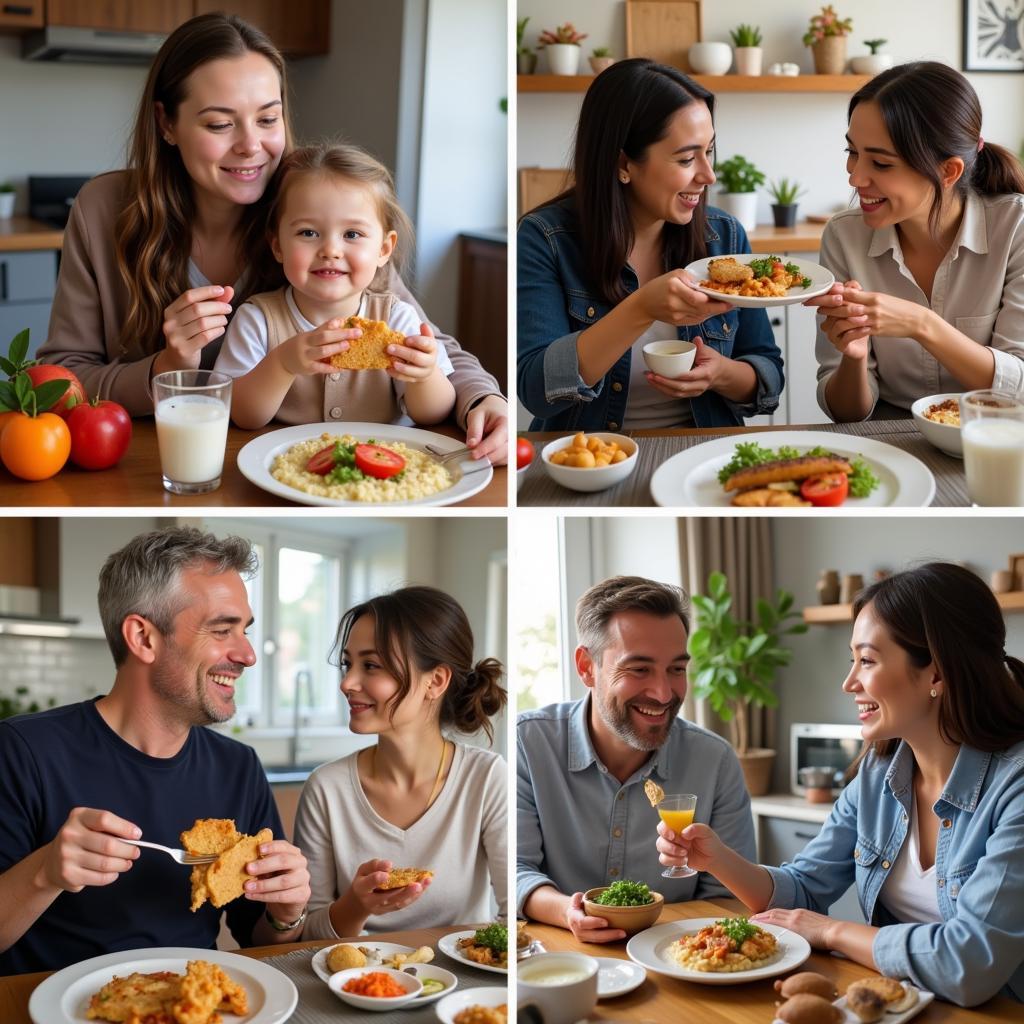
[204, 828, 273, 909]
[644, 778, 664, 807]
[329, 316, 405, 370]
[376, 866, 434, 891]
[181, 818, 241, 856]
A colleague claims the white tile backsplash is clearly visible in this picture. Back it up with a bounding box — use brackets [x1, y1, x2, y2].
[0, 634, 113, 713]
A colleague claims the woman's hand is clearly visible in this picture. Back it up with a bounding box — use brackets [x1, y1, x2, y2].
[160, 285, 236, 369]
[387, 323, 441, 383]
[644, 335, 724, 399]
[808, 280, 872, 361]
[635, 270, 734, 327]
[347, 859, 432, 919]
[243, 839, 311, 924]
[750, 907, 838, 950]
[840, 288, 930, 341]
[277, 321, 359, 376]
[656, 821, 727, 873]
[465, 394, 509, 465]
[565, 891, 626, 943]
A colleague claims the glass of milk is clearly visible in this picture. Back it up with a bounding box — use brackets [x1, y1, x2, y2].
[961, 389, 1024, 507]
[152, 370, 232, 494]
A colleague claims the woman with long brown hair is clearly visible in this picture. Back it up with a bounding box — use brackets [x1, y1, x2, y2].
[656, 563, 1024, 1006]
[294, 586, 507, 936]
[37, 13, 508, 463]
[811, 62, 1024, 421]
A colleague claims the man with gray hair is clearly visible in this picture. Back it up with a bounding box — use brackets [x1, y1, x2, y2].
[0, 527, 311, 974]
[517, 575, 756, 942]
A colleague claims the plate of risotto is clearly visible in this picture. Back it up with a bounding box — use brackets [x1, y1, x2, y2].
[237, 422, 493, 507]
[683, 254, 834, 308]
[625, 917, 810, 985]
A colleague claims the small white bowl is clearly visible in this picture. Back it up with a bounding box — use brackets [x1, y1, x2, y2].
[642, 339, 697, 377]
[910, 393, 962, 458]
[327, 966, 423, 1010]
[396, 963, 458, 1005]
[436, 985, 507, 1024]
[541, 433, 639, 493]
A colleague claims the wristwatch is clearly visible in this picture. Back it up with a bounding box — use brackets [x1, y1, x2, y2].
[265, 906, 308, 932]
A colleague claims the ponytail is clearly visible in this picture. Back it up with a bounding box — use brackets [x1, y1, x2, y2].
[441, 657, 507, 742]
[971, 141, 1024, 197]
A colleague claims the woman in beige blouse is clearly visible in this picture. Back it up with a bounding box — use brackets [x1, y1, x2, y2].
[810, 62, 1024, 422]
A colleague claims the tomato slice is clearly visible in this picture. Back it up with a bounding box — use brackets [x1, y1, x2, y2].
[305, 445, 337, 475]
[354, 443, 405, 479]
[800, 472, 849, 507]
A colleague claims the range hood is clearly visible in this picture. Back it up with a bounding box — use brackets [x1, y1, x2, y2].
[0, 585, 79, 638]
[22, 26, 165, 64]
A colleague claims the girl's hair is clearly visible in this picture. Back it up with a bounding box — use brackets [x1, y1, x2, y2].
[846, 562, 1024, 778]
[849, 61, 1024, 238]
[330, 586, 506, 742]
[267, 141, 414, 281]
[115, 13, 292, 359]
[549, 58, 715, 306]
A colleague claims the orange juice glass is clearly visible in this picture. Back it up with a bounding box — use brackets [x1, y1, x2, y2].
[658, 793, 697, 878]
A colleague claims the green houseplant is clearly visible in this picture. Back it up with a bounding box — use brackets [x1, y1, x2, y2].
[851, 37, 893, 75]
[730, 24, 763, 76]
[0, 686, 56, 720]
[590, 46, 614, 75]
[802, 5, 853, 75]
[688, 571, 808, 795]
[713, 155, 765, 232]
[768, 177, 807, 228]
[517, 16, 536, 75]
[538, 22, 588, 76]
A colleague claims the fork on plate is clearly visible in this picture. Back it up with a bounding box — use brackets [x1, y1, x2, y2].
[424, 444, 490, 471]
[121, 838, 217, 865]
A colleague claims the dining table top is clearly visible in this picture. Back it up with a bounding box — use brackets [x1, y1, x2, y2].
[516, 419, 968, 508]
[521, 898, 1020, 1024]
[0, 419, 507, 508]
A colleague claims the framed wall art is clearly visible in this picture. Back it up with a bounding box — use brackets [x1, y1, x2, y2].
[963, 0, 1024, 71]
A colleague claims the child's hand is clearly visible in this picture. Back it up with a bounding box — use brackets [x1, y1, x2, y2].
[277, 320, 360, 376]
[387, 323, 442, 383]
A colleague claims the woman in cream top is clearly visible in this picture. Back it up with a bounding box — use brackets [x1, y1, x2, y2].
[810, 62, 1024, 421]
[294, 587, 508, 938]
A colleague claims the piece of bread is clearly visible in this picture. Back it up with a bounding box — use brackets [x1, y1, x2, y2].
[707, 257, 754, 285]
[376, 867, 434, 890]
[845, 978, 907, 1006]
[180, 818, 241, 855]
[327, 944, 367, 972]
[845, 985, 886, 1023]
[643, 778, 664, 807]
[204, 828, 272, 909]
[774, 972, 838, 1001]
[775, 993, 843, 1024]
[329, 316, 405, 370]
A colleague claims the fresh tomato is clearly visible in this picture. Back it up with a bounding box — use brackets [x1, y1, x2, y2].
[305, 445, 337, 475]
[24, 365, 85, 418]
[516, 437, 534, 470]
[0, 410, 20, 441]
[0, 411, 71, 480]
[66, 398, 132, 470]
[354, 443, 405, 479]
[800, 472, 850, 507]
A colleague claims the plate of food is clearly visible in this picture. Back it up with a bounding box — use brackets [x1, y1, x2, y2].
[772, 975, 933, 1024]
[626, 917, 811, 985]
[683, 254, 835, 308]
[649, 432, 936, 508]
[438, 924, 509, 974]
[28, 946, 297, 1024]
[435, 985, 507, 1024]
[237, 422, 493, 507]
[311, 940, 423, 983]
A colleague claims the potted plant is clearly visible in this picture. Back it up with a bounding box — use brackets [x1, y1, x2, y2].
[730, 24, 763, 76]
[768, 178, 806, 228]
[802, 5, 853, 75]
[851, 38, 893, 75]
[517, 16, 537, 75]
[589, 46, 614, 75]
[0, 182, 14, 220]
[688, 571, 808, 796]
[537, 22, 587, 76]
[713, 154, 765, 232]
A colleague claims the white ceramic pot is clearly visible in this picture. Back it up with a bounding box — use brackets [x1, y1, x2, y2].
[589, 56, 614, 75]
[688, 41, 733, 76]
[546, 43, 580, 75]
[0, 192, 14, 219]
[715, 190, 759, 232]
[734, 46, 763, 76]
[850, 53, 894, 75]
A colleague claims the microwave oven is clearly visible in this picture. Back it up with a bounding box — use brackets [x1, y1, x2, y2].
[791, 723, 864, 797]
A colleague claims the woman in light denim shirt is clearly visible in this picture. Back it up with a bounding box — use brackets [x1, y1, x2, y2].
[658, 563, 1024, 1007]
[517, 59, 783, 431]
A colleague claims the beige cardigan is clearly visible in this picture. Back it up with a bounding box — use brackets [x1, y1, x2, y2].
[37, 171, 501, 423]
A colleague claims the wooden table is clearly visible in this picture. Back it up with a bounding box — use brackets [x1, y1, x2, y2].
[0, 420, 506, 507]
[522, 899, 1019, 1023]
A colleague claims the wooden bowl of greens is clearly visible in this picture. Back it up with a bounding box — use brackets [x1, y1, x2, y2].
[583, 881, 664, 935]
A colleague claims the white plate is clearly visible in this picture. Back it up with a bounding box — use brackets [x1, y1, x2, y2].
[684, 254, 835, 308]
[28, 946, 297, 1024]
[649, 430, 936, 508]
[594, 956, 647, 998]
[311, 941, 416, 983]
[436, 985, 507, 1023]
[774, 984, 935, 1024]
[237, 422, 493, 507]
[626, 919, 811, 985]
[438, 930, 508, 974]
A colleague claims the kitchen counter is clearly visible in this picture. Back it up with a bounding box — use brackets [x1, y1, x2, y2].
[750, 791, 835, 824]
[0, 217, 63, 253]
[747, 220, 826, 252]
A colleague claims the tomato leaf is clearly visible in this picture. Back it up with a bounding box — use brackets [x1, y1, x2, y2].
[14, 373, 30, 404]
[0, 379, 18, 411]
[8, 329, 30, 367]
[0, 356, 17, 377]
[32, 378, 71, 413]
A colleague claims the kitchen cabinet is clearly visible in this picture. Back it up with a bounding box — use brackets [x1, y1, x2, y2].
[0, 0, 43, 30]
[457, 231, 507, 396]
[0, 250, 58, 360]
[194, 0, 330, 57]
[46, 0, 191, 33]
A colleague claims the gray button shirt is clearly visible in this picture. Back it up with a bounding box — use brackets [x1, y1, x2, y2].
[815, 190, 1024, 419]
[517, 697, 756, 913]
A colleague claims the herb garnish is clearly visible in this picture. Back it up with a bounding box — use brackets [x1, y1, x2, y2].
[592, 880, 654, 906]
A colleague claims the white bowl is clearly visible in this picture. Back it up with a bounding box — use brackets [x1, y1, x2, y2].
[328, 966, 423, 1010]
[642, 340, 697, 377]
[436, 985, 507, 1024]
[910, 393, 962, 458]
[688, 41, 732, 75]
[396, 963, 458, 1005]
[541, 433, 639, 493]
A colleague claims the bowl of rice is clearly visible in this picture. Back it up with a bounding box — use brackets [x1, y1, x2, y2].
[910, 393, 962, 458]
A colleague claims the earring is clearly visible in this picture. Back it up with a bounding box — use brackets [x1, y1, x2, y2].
[619, 172, 629, 184]
[930, 688, 937, 698]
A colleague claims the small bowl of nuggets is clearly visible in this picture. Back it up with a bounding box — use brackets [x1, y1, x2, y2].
[541, 431, 638, 493]
[328, 966, 424, 1011]
[910, 393, 963, 458]
[436, 986, 508, 1024]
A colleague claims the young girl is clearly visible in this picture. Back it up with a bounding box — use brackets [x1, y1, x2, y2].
[215, 143, 457, 428]
[294, 587, 508, 937]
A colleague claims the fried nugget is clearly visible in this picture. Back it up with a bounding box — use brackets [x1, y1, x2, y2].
[204, 828, 272, 909]
[707, 257, 754, 284]
[329, 316, 405, 370]
[181, 819, 240, 856]
[723, 455, 853, 492]
[376, 866, 434, 890]
[643, 778, 664, 807]
[846, 977, 916, 1013]
[731, 488, 812, 508]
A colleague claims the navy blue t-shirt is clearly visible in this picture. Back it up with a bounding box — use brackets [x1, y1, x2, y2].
[0, 698, 284, 974]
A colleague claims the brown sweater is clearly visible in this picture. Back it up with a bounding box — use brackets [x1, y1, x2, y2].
[37, 171, 501, 423]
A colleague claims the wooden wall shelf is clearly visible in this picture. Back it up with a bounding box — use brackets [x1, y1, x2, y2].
[518, 74, 872, 94]
[804, 591, 1024, 625]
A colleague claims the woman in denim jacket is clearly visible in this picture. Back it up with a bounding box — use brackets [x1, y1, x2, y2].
[517, 59, 783, 432]
[657, 563, 1024, 1007]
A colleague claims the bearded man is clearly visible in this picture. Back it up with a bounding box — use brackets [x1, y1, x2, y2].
[516, 575, 755, 942]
